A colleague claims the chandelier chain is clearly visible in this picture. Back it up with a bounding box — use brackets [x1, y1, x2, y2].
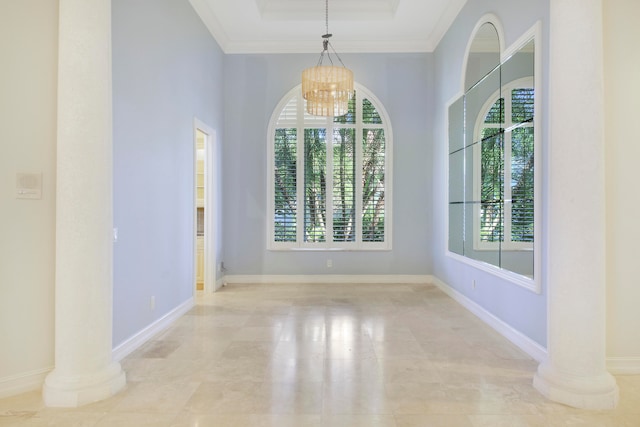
[325, 0, 329, 36]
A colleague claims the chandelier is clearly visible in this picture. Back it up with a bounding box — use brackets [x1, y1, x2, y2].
[301, 0, 354, 117]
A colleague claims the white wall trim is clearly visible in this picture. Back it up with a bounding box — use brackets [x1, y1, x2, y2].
[430, 275, 548, 363]
[194, 118, 218, 295]
[0, 298, 194, 399]
[109, 276, 639, 375]
[223, 274, 432, 285]
[460, 13, 506, 91]
[112, 297, 195, 362]
[606, 357, 640, 375]
[0, 367, 52, 399]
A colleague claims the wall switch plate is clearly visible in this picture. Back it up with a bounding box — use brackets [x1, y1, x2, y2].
[16, 173, 42, 199]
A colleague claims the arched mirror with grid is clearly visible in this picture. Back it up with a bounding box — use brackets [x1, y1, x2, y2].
[448, 19, 541, 293]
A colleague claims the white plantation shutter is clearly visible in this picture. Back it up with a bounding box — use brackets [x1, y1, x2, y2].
[277, 97, 298, 126]
[362, 128, 385, 242]
[332, 128, 356, 242]
[273, 127, 297, 242]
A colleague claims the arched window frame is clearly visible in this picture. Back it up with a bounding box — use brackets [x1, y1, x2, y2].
[266, 83, 393, 251]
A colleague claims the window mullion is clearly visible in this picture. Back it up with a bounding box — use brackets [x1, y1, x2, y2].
[296, 93, 305, 246]
[355, 95, 363, 245]
[326, 122, 334, 244]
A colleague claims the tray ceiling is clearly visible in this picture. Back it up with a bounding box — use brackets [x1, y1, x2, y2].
[188, 0, 468, 53]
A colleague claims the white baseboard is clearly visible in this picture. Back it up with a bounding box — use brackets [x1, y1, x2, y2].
[112, 297, 194, 362]
[222, 274, 432, 285]
[0, 367, 52, 399]
[0, 298, 194, 400]
[606, 357, 640, 375]
[160, 275, 640, 375]
[430, 275, 548, 363]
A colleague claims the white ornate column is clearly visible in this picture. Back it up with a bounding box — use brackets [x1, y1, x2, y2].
[43, 0, 126, 407]
[533, 0, 618, 409]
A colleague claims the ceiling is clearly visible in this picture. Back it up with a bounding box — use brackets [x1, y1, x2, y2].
[188, 0, 468, 54]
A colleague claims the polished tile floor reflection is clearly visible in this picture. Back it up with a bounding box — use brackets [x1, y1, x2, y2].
[2, 282, 640, 426]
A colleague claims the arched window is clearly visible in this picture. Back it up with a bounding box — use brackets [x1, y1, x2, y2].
[473, 77, 534, 250]
[267, 84, 392, 250]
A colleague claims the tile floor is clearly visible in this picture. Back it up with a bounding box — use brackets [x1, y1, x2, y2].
[1, 282, 639, 426]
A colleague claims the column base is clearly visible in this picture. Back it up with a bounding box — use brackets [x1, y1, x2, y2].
[533, 362, 619, 410]
[43, 362, 126, 407]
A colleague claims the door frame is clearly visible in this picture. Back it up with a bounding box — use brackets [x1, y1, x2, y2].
[193, 118, 218, 294]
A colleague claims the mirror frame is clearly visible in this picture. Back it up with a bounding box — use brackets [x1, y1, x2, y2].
[446, 19, 542, 294]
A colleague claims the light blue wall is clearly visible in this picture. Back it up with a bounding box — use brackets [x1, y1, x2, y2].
[433, 0, 550, 346]
[112, 0, 224, 346]
[222, 53, 433, 275]
[110, 0, 548, 350]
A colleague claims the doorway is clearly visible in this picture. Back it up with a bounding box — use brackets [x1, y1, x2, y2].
[194, 119, 217, 294]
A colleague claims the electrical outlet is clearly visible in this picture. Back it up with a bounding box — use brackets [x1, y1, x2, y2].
[150, 296, 156, 311]
[326, 259, 333, 268]
[472, 279, 477, 290]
